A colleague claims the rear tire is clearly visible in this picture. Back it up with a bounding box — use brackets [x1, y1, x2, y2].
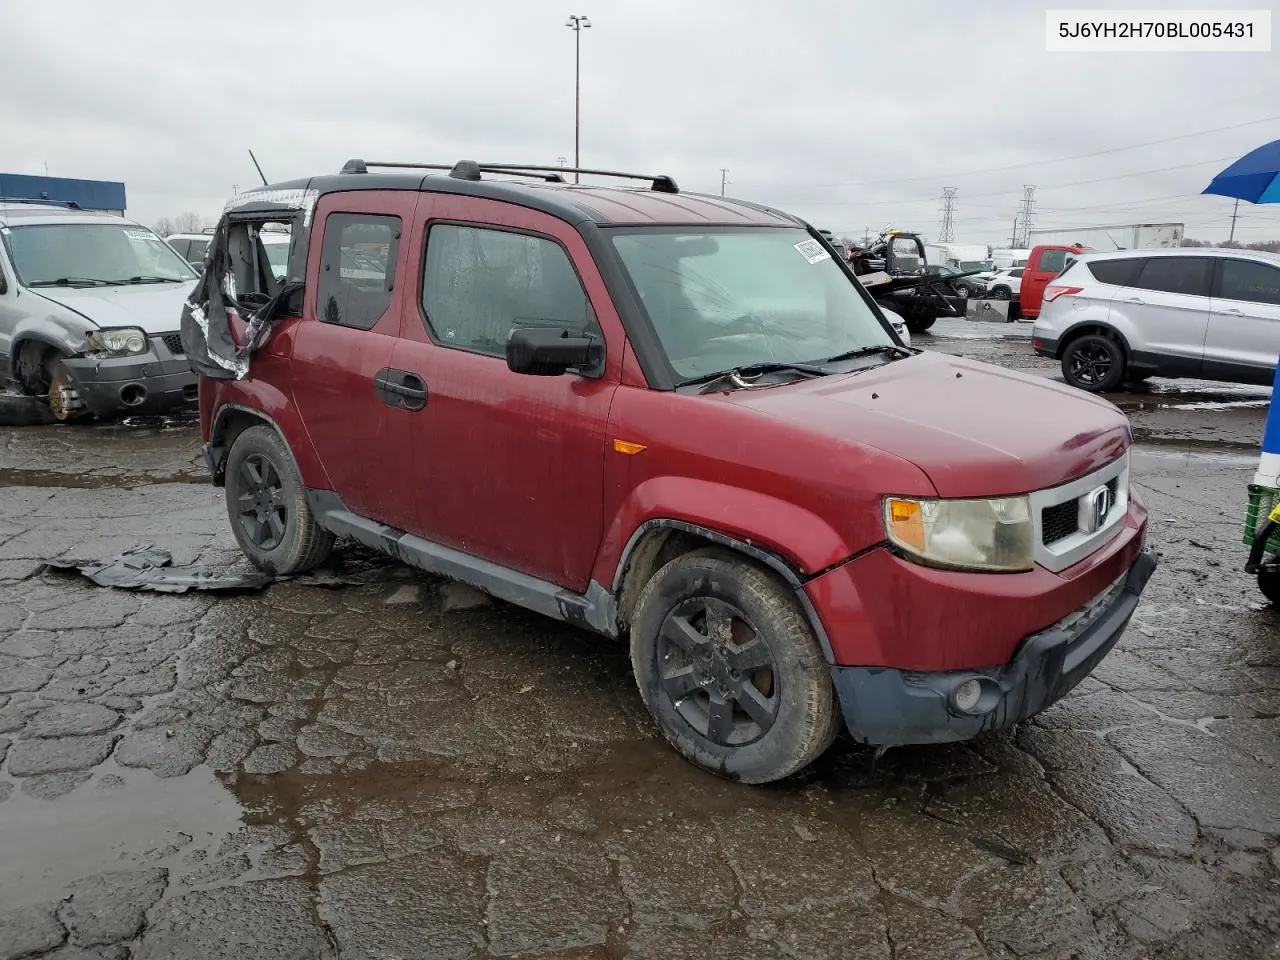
[904, 314, 936, 333]
[990, 286, 1011, 301]
[629, 549, 839, 784]
[1061, 333, 1126, 393]
[224, 424, 334, 575]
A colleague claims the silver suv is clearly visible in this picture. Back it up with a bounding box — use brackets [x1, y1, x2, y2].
[0, 200, 200, 420]
[1032, 247, 1280, 392]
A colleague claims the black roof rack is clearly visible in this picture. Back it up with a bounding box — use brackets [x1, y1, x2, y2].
[0, 197, 82, 210]
[340, 159, 678, 194]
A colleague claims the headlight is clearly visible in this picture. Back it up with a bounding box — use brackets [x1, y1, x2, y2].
[86, 328, 148, 356]
[884, 495, 1033, 572]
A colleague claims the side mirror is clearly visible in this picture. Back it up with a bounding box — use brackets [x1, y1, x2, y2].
[506, 326, 602, 376]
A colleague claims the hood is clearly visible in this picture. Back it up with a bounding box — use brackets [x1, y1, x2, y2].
[721, 351, 1130, 497]
[33, 281, 198, 335]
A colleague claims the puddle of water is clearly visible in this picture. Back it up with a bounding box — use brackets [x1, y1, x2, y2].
[0, 763, 243, 906]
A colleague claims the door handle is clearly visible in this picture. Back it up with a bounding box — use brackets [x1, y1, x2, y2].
[374, 368, 428, 411]
[1221, 307, 1244, 315]
[1123, 297, 1145, 304]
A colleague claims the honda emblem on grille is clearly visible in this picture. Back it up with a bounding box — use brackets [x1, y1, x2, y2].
[1080, 485, 1112, 534]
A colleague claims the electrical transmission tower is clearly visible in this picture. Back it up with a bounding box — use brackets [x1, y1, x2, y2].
[1015, 185, 1037, 247]
[938, 187, 957, 242]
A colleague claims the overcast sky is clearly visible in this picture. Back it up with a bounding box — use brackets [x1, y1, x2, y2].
[4, 0, 1279, 244]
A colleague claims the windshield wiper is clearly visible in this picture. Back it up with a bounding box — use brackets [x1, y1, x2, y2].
[680, 361, 830, 392]
[28, 277, 121, 288]
[819, 344, 912, 365]
[125, 275, 184, 284]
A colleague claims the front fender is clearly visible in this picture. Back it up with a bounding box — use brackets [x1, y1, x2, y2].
[592, 476, 858, 588]
[6, 297, 92, 378]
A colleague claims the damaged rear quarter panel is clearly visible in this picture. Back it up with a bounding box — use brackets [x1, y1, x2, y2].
[208, 345, 332, 492]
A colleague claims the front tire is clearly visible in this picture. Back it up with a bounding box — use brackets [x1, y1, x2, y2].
[1061, 333, 1126, 393]
[990, 286, 1011, 301]
[629, 550, 839, 784]
[224, 425, 334, 575]
[904, 314, 936, 333]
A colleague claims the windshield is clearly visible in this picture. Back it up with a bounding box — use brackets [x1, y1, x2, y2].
[610, 227, 894, 381]
[4, 223, 197, 286]
[959, 260, 994, 272]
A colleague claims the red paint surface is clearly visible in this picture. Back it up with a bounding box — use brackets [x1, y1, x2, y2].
[1019, 244, 1089, 319]
[204, 185, 1147, 674]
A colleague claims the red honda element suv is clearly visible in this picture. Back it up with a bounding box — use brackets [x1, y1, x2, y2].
[181, 159, 1155, 784]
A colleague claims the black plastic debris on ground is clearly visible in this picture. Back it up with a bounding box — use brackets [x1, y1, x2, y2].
[44, 543, 398, 594]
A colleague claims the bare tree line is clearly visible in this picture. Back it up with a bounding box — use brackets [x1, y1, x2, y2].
[151, 212, 208, 237]
[1180, 238, 1280, 252]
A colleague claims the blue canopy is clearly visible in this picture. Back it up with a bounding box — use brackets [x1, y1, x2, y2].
[1202, 138, 1280, 204]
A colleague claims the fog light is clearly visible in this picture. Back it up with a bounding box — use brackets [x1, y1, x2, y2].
[953, 678, 983, 712]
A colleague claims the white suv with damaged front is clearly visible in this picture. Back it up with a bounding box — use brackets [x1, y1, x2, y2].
[0, 200, 201, 421]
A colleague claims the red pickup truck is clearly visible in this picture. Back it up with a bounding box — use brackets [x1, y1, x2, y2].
[181, 160, 1155, 783]
[1020, 243, 1090, 320]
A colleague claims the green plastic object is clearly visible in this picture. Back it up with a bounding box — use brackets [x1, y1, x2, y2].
[1243, 485, 1280, 551]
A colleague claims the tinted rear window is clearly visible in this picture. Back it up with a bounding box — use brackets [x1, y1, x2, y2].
[1132, 257, 1212, 297]
[1086, 258, 1144, 286]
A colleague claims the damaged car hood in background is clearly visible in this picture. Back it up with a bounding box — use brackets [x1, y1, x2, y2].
[179, 185, 317, 380]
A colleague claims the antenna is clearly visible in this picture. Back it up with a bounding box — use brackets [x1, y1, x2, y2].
[248, 150, 268, 186]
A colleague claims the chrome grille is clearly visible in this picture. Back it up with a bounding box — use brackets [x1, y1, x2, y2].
[1041, 476, 1121, 547]
[1028, 451, 1131, 573]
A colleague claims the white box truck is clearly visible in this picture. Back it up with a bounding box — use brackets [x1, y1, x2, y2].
[1026, 222, 1183, 251]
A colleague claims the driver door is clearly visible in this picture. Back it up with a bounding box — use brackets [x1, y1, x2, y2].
[389, 194, 623, 590]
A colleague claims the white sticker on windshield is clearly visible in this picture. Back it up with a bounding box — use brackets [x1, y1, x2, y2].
[794, 239, 831, 264]
[124, 228, 153, 241]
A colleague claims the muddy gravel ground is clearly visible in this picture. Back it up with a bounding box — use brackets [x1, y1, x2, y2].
[0, 321, 1277, 960]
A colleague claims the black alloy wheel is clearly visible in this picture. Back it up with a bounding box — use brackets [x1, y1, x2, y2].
[655, 596, 780, 747]
[235, 453, 288, 551]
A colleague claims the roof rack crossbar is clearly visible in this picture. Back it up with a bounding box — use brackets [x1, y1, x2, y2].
[341, 159, 564, 183]
[0, 197, 82, 210]
[339, 159, 675, 193]
[476, 163, 678, 194]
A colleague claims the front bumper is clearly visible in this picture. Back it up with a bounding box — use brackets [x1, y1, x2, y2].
[832, 549, 1157, 747]
[60, 338, 197, 418]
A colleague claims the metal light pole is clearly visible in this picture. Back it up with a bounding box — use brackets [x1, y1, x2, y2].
[565, 15, 591, 183]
